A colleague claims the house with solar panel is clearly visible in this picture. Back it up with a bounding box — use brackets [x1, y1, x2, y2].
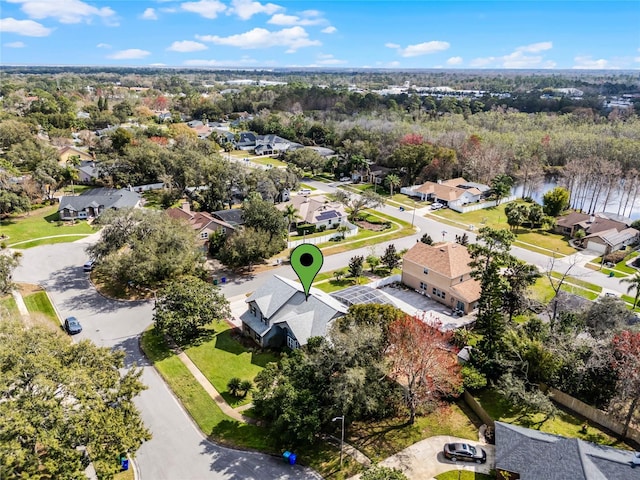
[276, 195, 348, 232]
[241, 275, 348, 349]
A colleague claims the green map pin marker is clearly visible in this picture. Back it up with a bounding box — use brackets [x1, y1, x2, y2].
[290, 244, 324, 300]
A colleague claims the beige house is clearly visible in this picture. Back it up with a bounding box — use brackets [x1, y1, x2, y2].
[401, 242, 481, 314]
[57, 146, 93, 165]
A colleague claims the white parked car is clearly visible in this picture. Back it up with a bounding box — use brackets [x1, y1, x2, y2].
[339, 176, 351, 182]
[298, 188, 312, 196]
[431, 202, 444, 210]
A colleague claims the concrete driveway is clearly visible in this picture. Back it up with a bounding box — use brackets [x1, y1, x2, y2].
[12, 239, 320, 480]
[350, 436, 494, 480]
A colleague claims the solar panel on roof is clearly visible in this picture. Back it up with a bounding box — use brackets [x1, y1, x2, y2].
[317, 211, 339, 221]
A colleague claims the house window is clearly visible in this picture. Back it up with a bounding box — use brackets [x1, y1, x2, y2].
[423, 268, 429, 275]
[420, 282, 427, 290]
[287, 335, 299, 350]
[200, 231, 209, 239]
[432, 288, 446, 299]
[432, 287, 437, 295]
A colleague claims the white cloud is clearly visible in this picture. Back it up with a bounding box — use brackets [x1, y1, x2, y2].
[0, 17, 52, 36]
[184, 55, 259, 66]
[310, 53, 347, 66]
[181, 0, 226, 19]
[268, 12, 324, 26]
[160, 7, 177, 13]
[197, 26, 320, 52]
[470, 42, 555, 68]
[96, 42, 111, 48]
[321, 26, 336, 34]
[148, 63, 166, 66]
[230, 0, 282, 20]
[572, 56, 612, 69]
[167, 40, 207, 52]
[142, 8, 158, 20]
[108, 49, 151, 60]
[387, 40, 450, 57]
[7, 0, 116, 25]
[4, 41, 26, 48]
[517, 41, 552, 53]
[446, 56, 463, 65]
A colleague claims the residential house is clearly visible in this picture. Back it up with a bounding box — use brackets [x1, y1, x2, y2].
[241, 275, 348, 349]
[57, 146, 93, 166]
[495, 421, 638, 480]
[191, 124, 213, 139]
[401, 242, 481, 314]
[555, 212, 637, 253]
[411, 178, 490, 207]
[275, 194, 347, 231]
[58, 187, 140, 220]
[166, 201, 235, 242]
[211, 208, 245, 228]
[236, 132, 257, 150]
[77, 160, 99, 183]
[254, 134, 302, 156]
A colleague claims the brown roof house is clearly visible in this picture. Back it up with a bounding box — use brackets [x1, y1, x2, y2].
[166, 201, 235, 242]
[401, 242, 481, 314]
[555, 212, 637, 254]
[413, 177, 490, 208]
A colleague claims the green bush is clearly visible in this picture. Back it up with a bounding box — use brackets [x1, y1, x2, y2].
[296, 223, 316, 235]
[317, 224, 327, 232]
[604, 250, 627, 264]
[462, 364, 487, 391]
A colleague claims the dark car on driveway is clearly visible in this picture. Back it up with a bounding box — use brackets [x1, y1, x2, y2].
[64, 316, 82, 335]
[443, 442, 486, 463]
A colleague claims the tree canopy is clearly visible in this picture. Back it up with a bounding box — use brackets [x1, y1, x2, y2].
[0, 318, 151, 479]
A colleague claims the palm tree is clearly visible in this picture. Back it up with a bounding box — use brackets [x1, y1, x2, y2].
[350, 155, 369, 183]
[336, 224, 349, 240]
[283, 205, 301, 244]
[622, 272, 640, 308]
[385, 173, 401, 197]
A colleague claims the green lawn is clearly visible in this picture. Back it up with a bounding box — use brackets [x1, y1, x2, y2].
[185, 324, 280, 407]
[23, 291, 58, 324]
[0, 295, 18, 317]
[140, 328, 275, 451]
[589, 250, 639, 277]
[141, 327, 355, 478]
[431, 202, 575, 255]
[349, 401, 480, 463]
[435, 472, 494, 480]
[528, 275, 601, 304]
[1, 205, 95, 248]
[474, 389, 628, 448]
[250, 156, 287, 167]
[313, 277, 370, 293]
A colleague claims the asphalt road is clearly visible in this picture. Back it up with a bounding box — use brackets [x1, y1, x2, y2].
[12, 236, 321, 480]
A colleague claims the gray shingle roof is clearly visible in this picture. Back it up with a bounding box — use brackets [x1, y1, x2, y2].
[58, 188, 140, 213]
[495, 421, 638, 479]
[245, 275, 348, 346]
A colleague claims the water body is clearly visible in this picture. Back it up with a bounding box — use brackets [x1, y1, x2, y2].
[512, 180, 640, 221]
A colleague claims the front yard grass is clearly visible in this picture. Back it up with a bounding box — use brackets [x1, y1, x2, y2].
[185, 324, 280, 407]
[0, 295, 18, 317]
[528, 275, 601, 304]
[435, 472, 494, 480]
[22, 291, 58, 324]
[431, 202, 575, 256]
[349, 400, 480, 463]
[474, 388, 629, 449]
[140, 327, 275, 451]
[250, 156, 287, 167]
[140, 327, 358, 478]
[1, 205, 94, 248]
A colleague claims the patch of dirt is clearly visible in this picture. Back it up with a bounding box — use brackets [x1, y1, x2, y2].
[355, 220, 389, 231]
[18, 283, 43, 296]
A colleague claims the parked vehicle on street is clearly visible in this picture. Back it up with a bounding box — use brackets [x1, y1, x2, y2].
[339, 177, 351, 182]
[64, 316, 83, 335]
[443, 443, 487, 463]
[298, 188, 312, 196]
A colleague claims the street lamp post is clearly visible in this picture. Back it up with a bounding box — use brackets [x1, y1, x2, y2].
[332, 415, 345, 469]
[441, 230, 447, 242]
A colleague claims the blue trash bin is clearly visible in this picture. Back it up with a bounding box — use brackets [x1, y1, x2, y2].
[121, 459, 129, 471]
[221, 277, 227, 284]
[288, 453, 297, 465]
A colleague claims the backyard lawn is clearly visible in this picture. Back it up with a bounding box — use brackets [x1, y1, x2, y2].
[474, 389, 629, 449]
[1, 205, 94, 248]
[185, 324, 280, 407]
[431, 202, 576, 255]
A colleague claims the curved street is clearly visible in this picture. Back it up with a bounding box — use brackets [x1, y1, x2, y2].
[12, 237, 320, 480]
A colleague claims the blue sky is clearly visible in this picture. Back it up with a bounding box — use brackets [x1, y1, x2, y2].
[1, 1, 639, 69]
